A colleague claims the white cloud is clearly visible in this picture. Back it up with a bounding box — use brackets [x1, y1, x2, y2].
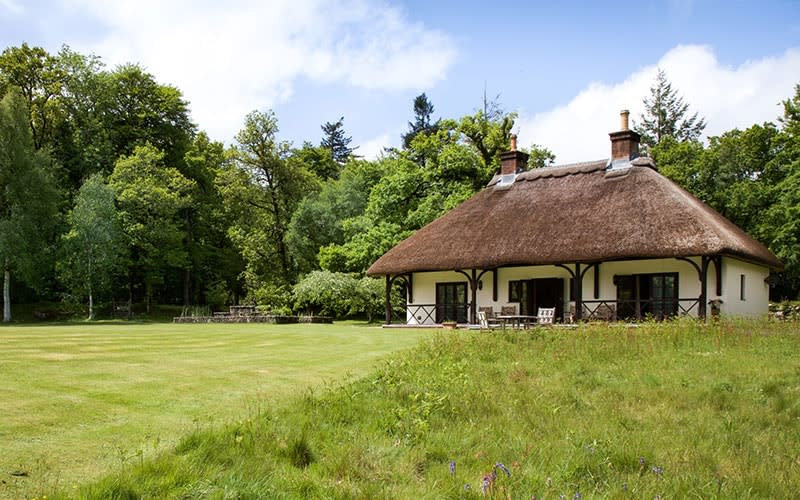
[516, 45, 800, 164]
[66, 0, 456, 143]
[0, 0, 23, 14]
[357, 132, 395, 160]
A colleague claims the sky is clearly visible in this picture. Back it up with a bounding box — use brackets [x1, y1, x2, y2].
[1, 0, 799, 164]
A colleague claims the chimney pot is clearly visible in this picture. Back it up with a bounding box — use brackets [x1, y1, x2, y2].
[510, 134, 518, 151]
[620, 109, 630, 131]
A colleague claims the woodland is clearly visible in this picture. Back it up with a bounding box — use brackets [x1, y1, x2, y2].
[1, 44, 798, 321]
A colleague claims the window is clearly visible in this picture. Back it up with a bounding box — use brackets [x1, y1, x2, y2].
[616, 272, 679, 320]
[508, 280, 522, 302]
[740, 274, 746, 301]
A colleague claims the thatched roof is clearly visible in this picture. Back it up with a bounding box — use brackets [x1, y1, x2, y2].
[367, 159, 782, 276]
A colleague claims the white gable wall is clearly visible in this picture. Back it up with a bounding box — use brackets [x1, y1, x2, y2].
[715, 257, 770, 318]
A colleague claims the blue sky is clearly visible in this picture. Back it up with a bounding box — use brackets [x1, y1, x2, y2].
[2, 0, 799, 163]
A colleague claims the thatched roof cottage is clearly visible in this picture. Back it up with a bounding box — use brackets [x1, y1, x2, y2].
[367, 111, 782, 324]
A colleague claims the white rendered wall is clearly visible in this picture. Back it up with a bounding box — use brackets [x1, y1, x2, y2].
[403, 257, 746, 324]
[714, 257, 770, 318]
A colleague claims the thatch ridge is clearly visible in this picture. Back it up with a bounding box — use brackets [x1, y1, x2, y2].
[367, 162, 782, 276]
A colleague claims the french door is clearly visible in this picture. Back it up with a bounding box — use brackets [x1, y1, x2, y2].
[436, 282, 468, 323]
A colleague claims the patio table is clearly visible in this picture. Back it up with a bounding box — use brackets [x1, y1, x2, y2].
[497, 315, 539, 330]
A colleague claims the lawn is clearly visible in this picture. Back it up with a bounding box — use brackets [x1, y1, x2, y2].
[65, 319, 800, 499]
[0, 322, 429, 499]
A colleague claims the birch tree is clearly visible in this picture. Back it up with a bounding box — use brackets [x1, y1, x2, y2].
[58, 174, 125, 319]
[0, 89, 59, 321]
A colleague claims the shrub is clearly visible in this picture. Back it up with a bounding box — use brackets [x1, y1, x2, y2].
[292, 271, 383, 320]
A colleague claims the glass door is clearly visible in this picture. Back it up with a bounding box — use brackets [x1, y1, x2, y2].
[436, 282, 468, 323]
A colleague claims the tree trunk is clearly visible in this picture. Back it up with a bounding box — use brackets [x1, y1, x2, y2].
[88, 282, 94, 320]
[183, 268, 191, 307]
[3, 265, 10, 323]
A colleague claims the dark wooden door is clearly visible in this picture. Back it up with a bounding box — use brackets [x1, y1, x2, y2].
[520, 278, 564, 320]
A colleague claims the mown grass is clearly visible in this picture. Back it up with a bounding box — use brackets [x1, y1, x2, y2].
[52, 318, 800, 499]
[0, 322, 428, 499]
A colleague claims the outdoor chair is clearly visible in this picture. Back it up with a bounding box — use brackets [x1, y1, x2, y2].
[500, 305, 517, 316]
[537, 307, 555, 325]
[477, 311, 491, 330]
[479, 306, 501, 328]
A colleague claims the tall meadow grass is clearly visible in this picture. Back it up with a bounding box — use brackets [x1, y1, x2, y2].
[65, 319, 799, 498]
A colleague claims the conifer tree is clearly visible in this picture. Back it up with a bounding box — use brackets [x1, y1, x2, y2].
[636, 69, 706, 149]
[320, 116, 356, 164]
[402, 93, 439, 149]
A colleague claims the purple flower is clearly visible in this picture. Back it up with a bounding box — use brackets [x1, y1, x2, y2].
[651, 465, 664, 475]
[639, 457, 646, 466]
[494, 462, 511, 477]
[574, 492, 582, 500]
[482, 474, 493, 494]
[449, 460, 456, 476]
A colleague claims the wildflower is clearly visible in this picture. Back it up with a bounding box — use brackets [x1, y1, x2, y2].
[449, 460, 456, 476]
[495, 462, 511, 477]
[464, 484, 471, 491]
[651, 465, 664, 475]
[574, 492, 583, 500]
[639, 457, 646, 466]
[482, 474, 494, 495]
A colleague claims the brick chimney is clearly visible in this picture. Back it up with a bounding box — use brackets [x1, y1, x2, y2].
[499, 134, 529, 175]
[608, 110, 640, 161]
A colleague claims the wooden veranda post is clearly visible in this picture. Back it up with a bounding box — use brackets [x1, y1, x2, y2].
[699, 256, 710, 320]
[384, 275, 392, 325]
[574, 263, 583, 321]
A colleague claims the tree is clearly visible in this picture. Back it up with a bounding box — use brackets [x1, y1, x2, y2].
[180, 132, 243, 307]
[58, 174, 125, 319]
[636, 69, 706, 149]
[0, 43, 67, 150]
[758, 84, 800, 299]
[104, 64, 195, 170]
[218, 110, 317, 300]
[402, 93, 439, 149]
[286, 160, 386, 275]
[53, 46, 115, 192]
[0, 89, 60, 321]
[109, 144, 195, 311]
[320, 116, 356, 166]
[526, 144, 556, 169]
[295, 142, 340, 181]
[457, 109, 516, 177]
